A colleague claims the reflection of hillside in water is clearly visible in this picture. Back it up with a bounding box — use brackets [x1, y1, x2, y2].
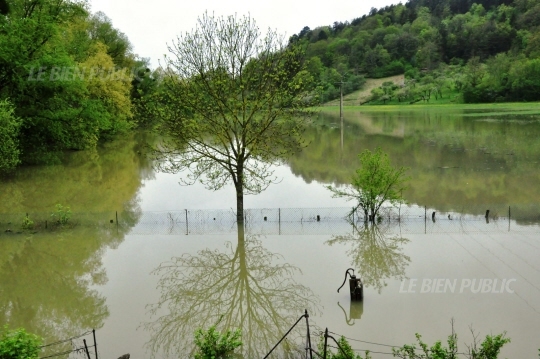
[289, 110, 540, 224]
[0, 220, 137, 355]
[0, 131, 154, 213]
[0, 133, 150, 353]
[327, 222, 410, 294]
[143, 225, 319, 359]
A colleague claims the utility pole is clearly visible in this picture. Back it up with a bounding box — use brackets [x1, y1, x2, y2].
[337, 81, 345, 151]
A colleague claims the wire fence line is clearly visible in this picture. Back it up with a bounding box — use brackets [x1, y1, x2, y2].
[38, 330, 99, 359]
[121, 204, 540, 235]
[322, 329, 477, 358]
[1, 204, 539, 236]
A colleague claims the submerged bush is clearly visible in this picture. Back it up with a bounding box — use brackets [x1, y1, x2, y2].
[51, 204, 72, 225]
[21, 214, 34, 230]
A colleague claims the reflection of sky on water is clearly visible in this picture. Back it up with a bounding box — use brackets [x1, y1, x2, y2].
[94, 229, 540, 359]
[139, 164, 350, 211]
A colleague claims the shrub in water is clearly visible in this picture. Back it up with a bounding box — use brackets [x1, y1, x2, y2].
[21, 214, 34, 230]
[51, 204, 71, 225]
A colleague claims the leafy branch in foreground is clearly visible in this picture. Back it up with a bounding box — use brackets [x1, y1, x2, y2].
[393, 321, 510, 359]
[194, 325, 242, 359]
[0, 326, 42, 359]
[319, 335, 371, 359]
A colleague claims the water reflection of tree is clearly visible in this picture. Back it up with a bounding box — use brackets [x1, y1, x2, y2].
[144, 228, 319, 358]
[0, 230, 112, 347]
[327, 222, 410, 293]
[0, 129, 148, 356]
[288, 114, 540, 223]
[0, 207, 142, 353]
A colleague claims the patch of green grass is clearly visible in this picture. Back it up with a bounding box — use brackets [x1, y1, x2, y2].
[317, 102, 540, 117]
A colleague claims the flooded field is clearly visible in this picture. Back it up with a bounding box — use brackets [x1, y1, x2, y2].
[1, 106, 540, 358]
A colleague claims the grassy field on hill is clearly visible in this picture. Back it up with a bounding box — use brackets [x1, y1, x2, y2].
[323, 75, 405, 107]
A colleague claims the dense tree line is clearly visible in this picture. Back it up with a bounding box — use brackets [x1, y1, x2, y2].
[290, 0, 540, 103]
[3, 0, 540, 173]
[0, 0, 158, 173]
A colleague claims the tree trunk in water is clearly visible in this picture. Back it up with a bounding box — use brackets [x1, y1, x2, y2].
[236, 184, 244, 224]
[235, 163, 244, 225]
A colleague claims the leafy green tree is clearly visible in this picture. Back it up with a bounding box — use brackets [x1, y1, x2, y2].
[0, 326, 42, 359]
[381, 81, 399, 101]
[87, 11, 135, 68]
[0, 99, 21, 173]
[327, 148, 409, 222]
[370, 87, 387, 103]
[363, 44, 391, 77]
[0, 0, 135, 164]
[509, 57, 540, 100]
[153, 12, 315, 224]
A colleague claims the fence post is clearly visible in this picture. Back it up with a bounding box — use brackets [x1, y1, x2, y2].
[304, 309, 313, 359]
[278, 208, 281, 235]
[508, 206, 511, 232]
[83, 339, 91, 359]
[92, 329, 98, 359]
[323, 328, 328, 359]
[115, 211, 118, 230]
[424, 206, 427, 234]
[185, 209, 188, 235]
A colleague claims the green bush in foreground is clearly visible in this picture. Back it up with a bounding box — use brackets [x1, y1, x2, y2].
[319, 335, 371, 359]
[0, 326, 42, 359]
[392, 330, 510, 359]
[193, 326, 242, 359]
[320, 326, 511, 359]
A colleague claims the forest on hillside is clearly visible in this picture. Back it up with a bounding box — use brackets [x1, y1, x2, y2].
[290, 0, 540, 104]
[2, 0, 540, 174]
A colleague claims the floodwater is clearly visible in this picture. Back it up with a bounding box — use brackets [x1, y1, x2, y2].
[1, 108, 540, 358]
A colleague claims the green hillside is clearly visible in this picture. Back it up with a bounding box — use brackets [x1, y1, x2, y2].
[291, 0, 540, 105]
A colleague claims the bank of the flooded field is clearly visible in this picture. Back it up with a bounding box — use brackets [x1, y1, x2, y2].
[2, 107, 540, 358]
[319, 102, 540, 116]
